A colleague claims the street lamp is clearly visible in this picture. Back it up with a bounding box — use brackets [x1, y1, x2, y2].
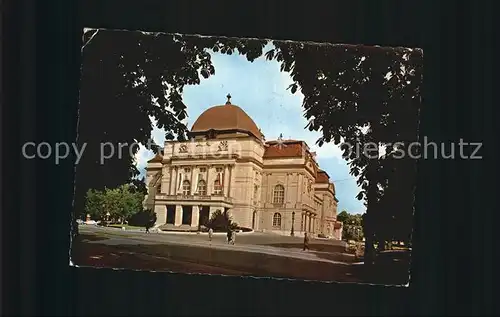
[290, 211, 295, 236]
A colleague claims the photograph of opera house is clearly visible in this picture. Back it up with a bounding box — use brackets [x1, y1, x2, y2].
[72, 29, 420, 285]
[143, 95, 343, 239]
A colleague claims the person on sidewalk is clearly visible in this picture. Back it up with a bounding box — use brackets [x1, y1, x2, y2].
[303, 232, 310, 251]
[231, 230, 236, 245]
[227, 228, 232, 244]
[208, 227, 213, 242]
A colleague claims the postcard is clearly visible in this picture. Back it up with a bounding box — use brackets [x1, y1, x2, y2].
[69, 28, 423, 286]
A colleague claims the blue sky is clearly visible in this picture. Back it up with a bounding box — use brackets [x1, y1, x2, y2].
[135, 42, 366, 215]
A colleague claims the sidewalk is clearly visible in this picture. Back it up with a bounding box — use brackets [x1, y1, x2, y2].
[86, 229, 351, 265]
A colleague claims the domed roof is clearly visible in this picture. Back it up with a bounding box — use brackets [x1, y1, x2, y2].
[190, 95, 261, 139]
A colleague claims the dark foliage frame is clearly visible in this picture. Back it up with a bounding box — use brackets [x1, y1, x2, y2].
[2, 0, 492, 315]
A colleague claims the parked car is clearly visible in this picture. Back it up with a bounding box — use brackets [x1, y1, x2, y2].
[85, 220, 98, 226]
[76, 219, 84, 225]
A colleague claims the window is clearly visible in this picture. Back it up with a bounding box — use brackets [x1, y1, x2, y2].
[156, 184, 162, 194]
[253, 185, 259, 200]
[199, 167, 206, 173]
[272, 213, 282, 228]
[184, 168, 190, 173]
[182, 180, 191, 195]
[197, 180, 207, 196]
[273, 184, 285, 204]
[215, 167, 223, 173]
[213, 180, 223, 195]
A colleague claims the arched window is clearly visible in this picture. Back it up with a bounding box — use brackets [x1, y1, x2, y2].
[273, 184, 285, 204]
[182, 180, 191, 195]
[273, 212, 282, 228]
[213, 180, 223, 195]
[197, 180, 207, 196]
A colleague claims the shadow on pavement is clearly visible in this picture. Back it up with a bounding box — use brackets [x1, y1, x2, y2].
[264, 243, 346, 254]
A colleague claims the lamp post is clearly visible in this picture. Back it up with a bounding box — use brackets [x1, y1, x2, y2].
[290, 211, 295, 236]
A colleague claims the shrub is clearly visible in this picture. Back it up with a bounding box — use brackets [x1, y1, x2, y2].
[204, 209, 238, 232]
[128, 209, 157, 228]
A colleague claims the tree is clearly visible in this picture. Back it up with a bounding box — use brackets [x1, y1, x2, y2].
[263, 42, 423, 263]
[130, 177, 148, 196]
[118, 184, 144, 222]
[204, 209, 238, 232]
[128, 209, 157, 228]
[337, 210, 350, 224]
[74, 30, 267, 222]
[84, 189, 105, 220]
[337, 211, 364, 242]
[84, 183, 145, 223]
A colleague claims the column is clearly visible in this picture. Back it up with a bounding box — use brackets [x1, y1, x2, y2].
[265, 173, 270, 202]
[160, 168, 167, 194]
[285, 173, 289, 204]
[174, 205, 183, 226]
[170, 166, 177, 195]
[190, 166, 196, 194]
[154, 205, 166, 226]
[223, 165, 230, 197]
[207, 165, 213, 195]
[297, 173, 303, 203]
[228, 165, 235, 198]
[191, 206, 200, 227]
[304, 214, 308, 233]
[308, 214, 312, 232]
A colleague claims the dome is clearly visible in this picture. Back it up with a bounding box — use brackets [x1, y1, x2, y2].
[190, 95, 261, 139]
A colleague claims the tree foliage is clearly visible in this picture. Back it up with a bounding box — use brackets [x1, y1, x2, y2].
[204, 209, 238, 232]
[337, 211, 364, 242]
[84, 184, 144, 223]
[75, 30, 267, 221]
[128, 209, 157, 228]
[264, 42, 423, 260]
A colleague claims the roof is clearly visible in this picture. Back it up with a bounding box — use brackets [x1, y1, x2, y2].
[190, 102, 261, 139]
[263, 140, 304, 158]
[315, 170, 330, 183]
[147, 153, 163, 163]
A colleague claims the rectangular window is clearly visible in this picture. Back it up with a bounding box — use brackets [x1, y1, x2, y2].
[215, 167, 223, 173]
[199, 167, 206, 173]
[184, 168, 190, 173]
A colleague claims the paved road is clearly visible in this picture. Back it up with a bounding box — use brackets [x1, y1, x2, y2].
[78, 225, 352, 265]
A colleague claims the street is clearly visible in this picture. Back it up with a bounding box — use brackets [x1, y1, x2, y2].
[72, 226, 409, 285]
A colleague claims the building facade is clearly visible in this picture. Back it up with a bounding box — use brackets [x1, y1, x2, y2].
[144, 96, 342, 239]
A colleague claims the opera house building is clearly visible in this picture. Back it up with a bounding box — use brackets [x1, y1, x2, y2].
[144, 96, 343, 239]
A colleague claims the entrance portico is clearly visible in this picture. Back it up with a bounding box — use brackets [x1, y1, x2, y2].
[154, 193, 233, 230]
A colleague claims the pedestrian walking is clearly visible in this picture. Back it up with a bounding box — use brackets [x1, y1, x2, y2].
[231, 230, 236, 245]
[303, 232, 310, 251]
[208, 227, 213, 242]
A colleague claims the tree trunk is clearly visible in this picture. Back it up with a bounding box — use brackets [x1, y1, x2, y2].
[378, 237, 386, 252]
